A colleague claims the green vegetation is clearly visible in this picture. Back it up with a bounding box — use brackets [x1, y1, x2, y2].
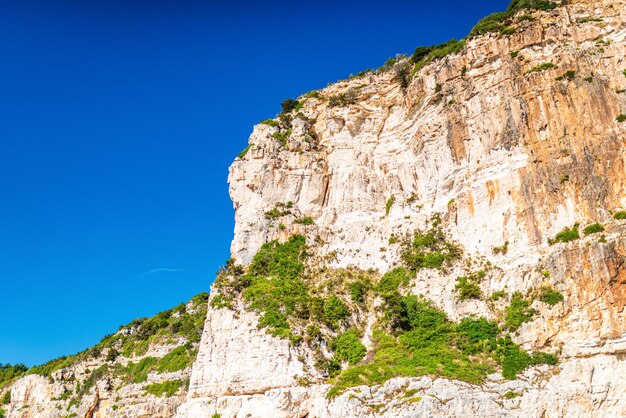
[0, 363, 27, 388]
[144, 379, 185, 398]
[280, 98, 303, 114]
[20, 293, 208, 382]
[526, 62, 554, 74]
[538, 286, 564, 306]
[492, 241, 509, 255]
[323, 296, 350, 328]
[584, 75, 594, 83]
[556, 70, 576, 81]
[470, 0, 557, 37]
[272, 128, 292, 146]
[577, 17, 603, 23]
[1, 391, 10, 405]
[332, 330, 367, 365]
[122, 345, 195, 384]
[504, 391, 520, 399]
[237, 145, 251, 159]
[617, 114, 626, 123]
[328, 90, 357, 107]
[330, 299, 555, 397]
[411, 39, 466, 75]
[260, 119, 280, 127]
[615, 211, 626, 220]
[400, 223, 461, 272]
[294, 216, 314, 225]
[510, 51, 519, 58]
[505, 292, 537, 331]
[495, 335, 557, 379]
[385, 196, 395, 215]
[583, 223, 604, 235]
[264, 202, 293, 220]
[560, 174, 569, 184]
[210, 293, 234, 309]
[548, 224, 580, 245]
[455, 270, 486, 300]
[491, 290, 507, 301]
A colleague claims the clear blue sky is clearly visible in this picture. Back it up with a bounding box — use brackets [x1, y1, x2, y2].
[0, 0, 508, 366]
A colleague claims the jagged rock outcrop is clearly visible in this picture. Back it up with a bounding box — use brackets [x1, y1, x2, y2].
[2, 0, 625, 417]
[180, 0, 626, 416]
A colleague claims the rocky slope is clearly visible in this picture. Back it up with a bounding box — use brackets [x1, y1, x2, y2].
[0, 294, 209, 418]
[3, 0, 626, 417]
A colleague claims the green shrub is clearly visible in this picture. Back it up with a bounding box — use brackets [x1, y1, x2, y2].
[504, 391, 520, 399]
[374, 268, 410, 298]
[526, 62, 554, 74]
[1, 391, 9, 405]
[455, 271, 485, 300]
[505, 292, 537, 331]
[281, 99, 300, 114]
[617, 114, 626, 123]
[332, 330, 367, 365]
[548, 224, 580, 245]
[385, 196, 395, 215]
[401, 227, 461, 272]
[260, 119, 280, 127]
[411, 39, 466, 75]
[210, 294, 233, 309]
[491, 290, 507, 301]
[144, 380, 184, 398]
[583, 223, 604, 235]
[264, 203, 292, 220]
[0, 363, 28, 387]
[294, 216, 314, 225]
[323, 296, 350, 327]
[349, 280, 371, 304]
[456, 317, 499, 355]
[492, 241, 509, 255]
[0, 408, 5, 418]
[328, 90, 357, 107]
[495, 335, 557, 379]
[538, 286, 564, 306]
[615, 211, 626, 220]
[272, 129, 292, 146]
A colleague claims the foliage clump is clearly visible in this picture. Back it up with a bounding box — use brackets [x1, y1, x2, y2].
[455, 270, 486, 300]
[144, 379, 185, 398]
[538, 286, 564, 306]
[614, 211, 626, 220]
[505, 292, 537, 331]
[583, 223, 604, 235]
[548, 224, 580, 245]
[526, 62, 554, 74]
[400, 224, 461, 272]
[328, 90, 357, 108]
[332, 330, 367, 365]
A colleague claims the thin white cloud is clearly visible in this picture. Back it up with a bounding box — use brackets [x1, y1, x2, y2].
[140, 268, 184, 276]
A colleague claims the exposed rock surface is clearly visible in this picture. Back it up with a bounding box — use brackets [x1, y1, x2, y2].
[3, 0, 626, 417]
[182, 0, 626, 416]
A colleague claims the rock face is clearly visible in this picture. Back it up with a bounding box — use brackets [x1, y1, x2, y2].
[3, 1, 626, 417]
[180, 0, 626, 416]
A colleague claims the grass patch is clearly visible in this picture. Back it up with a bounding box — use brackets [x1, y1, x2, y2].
[617, 114, 626, 123]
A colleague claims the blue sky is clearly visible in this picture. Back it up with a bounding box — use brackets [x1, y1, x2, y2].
[0, 0, 509, 366]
